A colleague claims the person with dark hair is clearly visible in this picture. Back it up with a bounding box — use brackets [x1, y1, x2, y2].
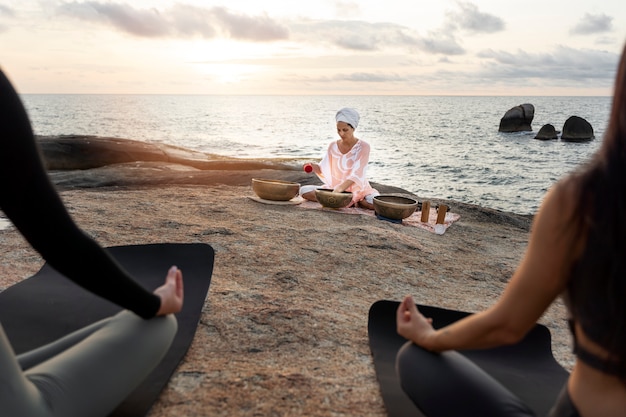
[396, 44, 626, 417]
[300, 107, 379, 209]
[0, 69, 184, 416]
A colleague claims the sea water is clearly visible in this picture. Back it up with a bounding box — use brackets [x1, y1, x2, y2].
[21, 94, 610, 215]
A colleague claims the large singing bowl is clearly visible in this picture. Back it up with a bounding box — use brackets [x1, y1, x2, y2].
[252, 178, 300, 201]
[315, 189, 353, 209]
[373, 195, 419, 220]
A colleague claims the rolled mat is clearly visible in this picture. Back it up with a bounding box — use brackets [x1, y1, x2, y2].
[368, 300, 569, 417]
[0, 243, 214, 417]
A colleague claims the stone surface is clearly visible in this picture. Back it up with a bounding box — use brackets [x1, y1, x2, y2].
[561, 116, 595, 142]
[535, 124, 558, 140]
[0, 136, 574, 416]
[37, 135, 297, 171]
[498, 103, 535, 132]
[0, 184, 572, 417]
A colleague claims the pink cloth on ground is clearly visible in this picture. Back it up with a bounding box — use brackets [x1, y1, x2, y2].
[317, 139, 378, 202]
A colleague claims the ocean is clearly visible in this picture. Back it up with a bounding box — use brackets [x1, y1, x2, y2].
[21, 94, 611, 215]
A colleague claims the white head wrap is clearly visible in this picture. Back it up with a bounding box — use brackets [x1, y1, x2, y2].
[335, 107, 360, 129]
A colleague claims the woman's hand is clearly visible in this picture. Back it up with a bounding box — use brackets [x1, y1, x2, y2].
[396, 295, 436, 347]
[308, 163, 320, 175]
[154, 266, 184, 316]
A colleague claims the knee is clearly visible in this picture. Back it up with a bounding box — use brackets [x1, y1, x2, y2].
[396, 341, 431, 386]
[114, 310, 178, 347]
[161, 314, 178, 340]
[164, 312, 178, 327]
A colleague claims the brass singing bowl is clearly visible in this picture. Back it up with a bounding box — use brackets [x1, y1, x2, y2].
[315, 189, 353, 208]
[373, 195, 419, 220]
[252, 178, 300, 201]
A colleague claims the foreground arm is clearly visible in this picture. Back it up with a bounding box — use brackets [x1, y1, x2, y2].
[0, 70, 181, 318]
[398, 183, 577, 351]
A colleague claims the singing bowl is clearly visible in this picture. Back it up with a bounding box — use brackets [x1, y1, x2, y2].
[252, 178, 300, 201]
[373, 195, 419, 220]
[315, 189, 353, 209]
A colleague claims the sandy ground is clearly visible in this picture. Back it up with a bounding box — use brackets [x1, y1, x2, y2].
[0, 182, 572, 417]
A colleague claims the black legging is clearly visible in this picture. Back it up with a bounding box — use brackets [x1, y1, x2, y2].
[396, 342, 583, 417]
[396, 341, 537, 417]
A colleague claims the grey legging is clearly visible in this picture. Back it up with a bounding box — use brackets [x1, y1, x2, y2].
[0, 311, 177, 417]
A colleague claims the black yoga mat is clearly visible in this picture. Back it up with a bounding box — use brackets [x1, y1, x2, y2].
[368, 300, 569, 417]
[0, 243, 214, 417]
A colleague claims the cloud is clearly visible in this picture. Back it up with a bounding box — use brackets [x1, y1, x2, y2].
[331, 72, 405, 83]
[209, 7, 289, 41]
[0, 4, 15, 33]
[447, 1, 505, 34]
[291, 19, 415, 52]
[405, 2, 503, 56]
[290, 18, 466, 57]
[570, 13, 613, 35]
[0, 4, 15, 17]
[55, 2, 288, 41]
[285, 71, 405, 89]
[333, 1, 361, 17]
[418, 33, 465, 55]
[476, 46, 619, 85]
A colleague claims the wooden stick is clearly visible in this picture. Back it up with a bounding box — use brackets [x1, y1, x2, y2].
[420, 201, 430, 223]
[436, 204, 448, 224]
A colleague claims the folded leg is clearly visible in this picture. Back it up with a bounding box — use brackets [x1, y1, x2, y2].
[396, 341, 536, 417]
[17, 317, 115, 371]
[1, 310, 177, 417]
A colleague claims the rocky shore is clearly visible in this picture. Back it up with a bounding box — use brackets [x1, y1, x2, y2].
[0, 136, 572, 416]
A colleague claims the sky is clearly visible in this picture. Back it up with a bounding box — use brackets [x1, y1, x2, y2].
[1, 0, 625, 95]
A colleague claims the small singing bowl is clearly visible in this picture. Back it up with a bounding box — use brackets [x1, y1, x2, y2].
[252, 178, 300, 201]
[373, 195, 419, 220]
[315, 189, 353, 209]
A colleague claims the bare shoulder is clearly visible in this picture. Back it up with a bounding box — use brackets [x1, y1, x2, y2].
[532, 176, 583, 259]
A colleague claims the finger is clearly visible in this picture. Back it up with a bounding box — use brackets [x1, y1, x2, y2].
[167, 265, 178, 282]
[402, 295, 415, 311]
[396, 301, 408, 323]
[175, 269, 184, 299]
[396, 300, 411, 322]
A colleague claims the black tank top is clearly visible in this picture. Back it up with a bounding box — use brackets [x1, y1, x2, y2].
[568, 319, 622, 376]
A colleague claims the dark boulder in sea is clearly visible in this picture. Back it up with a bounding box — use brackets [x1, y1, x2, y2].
[534, 124, 558, 140]
[561, 116, 594, 142]
[498, 103, 534, 132]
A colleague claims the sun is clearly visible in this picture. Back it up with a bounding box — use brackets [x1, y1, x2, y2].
[178, 39, 273, 85]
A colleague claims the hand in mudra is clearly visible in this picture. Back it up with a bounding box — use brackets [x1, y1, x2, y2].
[154, 266, 184, 316]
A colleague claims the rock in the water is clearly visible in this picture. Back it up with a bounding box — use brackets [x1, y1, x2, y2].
[498, 103, 535, 132]
[534, 124, 558, 140]
[561, 116, 594, 142]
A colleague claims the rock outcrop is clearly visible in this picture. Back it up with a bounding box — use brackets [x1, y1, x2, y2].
[534, 124, 558, 140]
[37, 135, 297, 171]
[36, 135, 412, 194]
[561, 116, 594, 142]
[498, 104, 534, 132]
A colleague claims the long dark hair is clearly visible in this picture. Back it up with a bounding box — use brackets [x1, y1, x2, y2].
[567, 42, 626, 379]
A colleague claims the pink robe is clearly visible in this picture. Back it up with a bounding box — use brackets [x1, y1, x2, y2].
[317, 139, 378, 202]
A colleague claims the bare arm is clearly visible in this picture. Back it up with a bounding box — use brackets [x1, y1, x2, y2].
[398, 182, 578, 351]
[333, 179, 355, 193]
